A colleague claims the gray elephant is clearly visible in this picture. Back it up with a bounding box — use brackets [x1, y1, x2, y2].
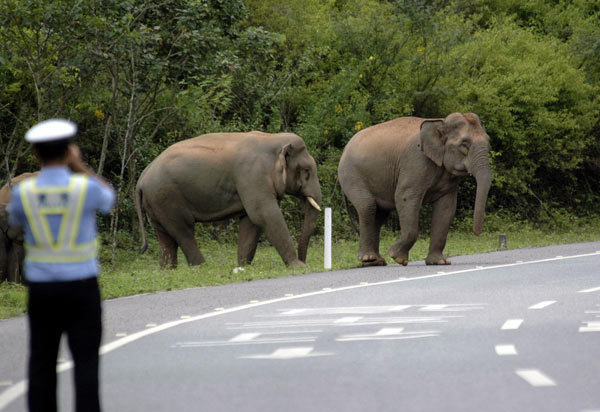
[0, 172, 39, 282]
[136, 132, 322, 268]
[338, 113, 491, 266]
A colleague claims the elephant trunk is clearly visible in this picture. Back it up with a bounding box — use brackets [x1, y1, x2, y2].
[471, 146, 491, 236]
[297, 193, 322, 263]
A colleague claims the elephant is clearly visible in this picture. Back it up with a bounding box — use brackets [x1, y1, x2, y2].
[135, 131, 322, 269]
[0, 171, 39, 282]
[338, 112, 491, 267]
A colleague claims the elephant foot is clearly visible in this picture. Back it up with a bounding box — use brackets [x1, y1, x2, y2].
[394, 257, 409, 266]
[288, 259, 307, 268]
[360, 253, 387, 267]
[425, 255, 451, 265]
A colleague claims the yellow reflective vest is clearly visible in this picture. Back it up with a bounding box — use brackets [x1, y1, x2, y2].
[20, 175, 98, 263]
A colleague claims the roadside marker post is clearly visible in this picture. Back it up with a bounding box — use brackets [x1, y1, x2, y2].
[324, 207, 332, 270]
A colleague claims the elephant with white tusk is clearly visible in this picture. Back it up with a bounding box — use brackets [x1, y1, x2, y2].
[338, 113, 492, 267]
[135, 132, 322, 269]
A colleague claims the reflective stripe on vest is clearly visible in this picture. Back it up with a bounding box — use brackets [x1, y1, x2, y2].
[20, 175, 98, 263]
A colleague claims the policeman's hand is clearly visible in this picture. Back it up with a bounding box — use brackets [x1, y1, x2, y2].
[66, 144, 85, 171]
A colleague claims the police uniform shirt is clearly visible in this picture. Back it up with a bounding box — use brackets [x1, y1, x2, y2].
[7, 166, 115, 282]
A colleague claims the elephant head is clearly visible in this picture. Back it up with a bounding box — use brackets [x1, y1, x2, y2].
[274, 139, 323, 262]
[420, 112, 491, 235]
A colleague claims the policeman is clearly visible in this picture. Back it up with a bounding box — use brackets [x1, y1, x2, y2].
[7, 119, 115, 412]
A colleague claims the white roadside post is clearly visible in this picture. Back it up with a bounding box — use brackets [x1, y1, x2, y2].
[324, 207, 332, 270]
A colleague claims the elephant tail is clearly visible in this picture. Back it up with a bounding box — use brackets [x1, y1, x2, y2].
[135, 184, 148, 254]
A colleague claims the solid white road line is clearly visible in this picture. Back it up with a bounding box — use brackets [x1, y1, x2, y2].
[495, 344, 518, 356]
[579, 286, 600, 293]
[502, 319, 524, 330]
[2, 250, 599, 410]
[529, 301, 557, 310]
[515, 369, 557, 387]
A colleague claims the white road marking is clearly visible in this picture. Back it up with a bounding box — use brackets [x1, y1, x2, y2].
[502, 319, 524, 330]
[239, 347, 332, 360]
[276, 304, 482, 317]
[529, 301, 557, 309]
[375, 327, 405, 335]
[334, 316, 363, 324]
[2, 250, 599, 411]
[175, 330, 321, 348]
[281, 309, 307, 315]
[579, 286, 600, 293]
[145, 323, 157, 328]
[0, 382, 12, 387]
[420, 304, 448, 311]
[214, 307, 225, 311]
[227, 316, 457, 330]
[279, 306, 412, 315]
[495, 344, 518, 356]
[229, 333, 261, 342]
[180, 315, 191, 319]
[115, 333, 127, 337]
[515, 369, 557, 387]
[579, 322, 600, 333]
[337, 329, 439, 342]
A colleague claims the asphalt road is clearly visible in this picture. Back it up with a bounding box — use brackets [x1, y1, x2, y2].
[1, 241, 599, 411]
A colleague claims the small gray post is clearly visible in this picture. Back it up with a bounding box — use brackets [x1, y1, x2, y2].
[324, 208, 332, 269]
[498, 233, 507, 249]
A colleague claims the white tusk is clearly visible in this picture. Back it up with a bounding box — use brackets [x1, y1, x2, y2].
[306, 196, 321, 212]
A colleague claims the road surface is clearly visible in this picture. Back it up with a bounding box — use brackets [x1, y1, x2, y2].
[1, 241, 599, 411]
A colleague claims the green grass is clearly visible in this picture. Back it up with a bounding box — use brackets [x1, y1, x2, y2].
[2, 217, 600, 319]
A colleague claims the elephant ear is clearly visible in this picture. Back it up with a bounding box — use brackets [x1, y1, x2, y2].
[419, 119, 446, 167]
[274, 143, 292, 196]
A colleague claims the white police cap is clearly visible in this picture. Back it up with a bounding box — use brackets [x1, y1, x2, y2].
[25, 119, 77, 143]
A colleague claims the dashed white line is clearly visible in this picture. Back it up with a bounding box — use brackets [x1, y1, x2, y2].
[495, 344, 518, 356]
[579, 286, 600, 293]
[229, 333, 261, 342]
[0, 382, 12, 387]
[502, 319, 524, 330]
[579, 322, 600, 333]
[239, 347, 332, 360]
[337, 329, 439, 342]
[529, 301, 557, 310]
[515, 369, 557, 387]
[334, 316, 363, 324]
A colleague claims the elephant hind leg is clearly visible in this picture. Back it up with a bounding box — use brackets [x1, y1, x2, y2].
[238, 216, 261, 266]
[170, 223, 205, 267]
[155, 226, 178, 269]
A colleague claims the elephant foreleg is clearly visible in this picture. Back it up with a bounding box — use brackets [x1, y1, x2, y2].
[426, 191, 457, 265]
[237, 216, 261, 266]
[246, 201, 303, 267]
[389, 191, 424, 266]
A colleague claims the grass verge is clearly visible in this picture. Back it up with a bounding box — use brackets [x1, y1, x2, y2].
[1, 218, 599, 319]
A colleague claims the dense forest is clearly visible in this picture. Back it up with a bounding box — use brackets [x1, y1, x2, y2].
[1, 0, 599, 248]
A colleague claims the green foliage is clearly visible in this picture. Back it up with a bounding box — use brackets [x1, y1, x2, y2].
[1, 0, 599, 241]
